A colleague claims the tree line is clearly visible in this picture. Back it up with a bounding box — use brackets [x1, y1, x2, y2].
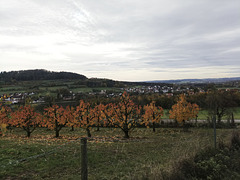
[0, 92, 199, 138]
[0, 69, 87, 82]
[0, 69, 148, 88]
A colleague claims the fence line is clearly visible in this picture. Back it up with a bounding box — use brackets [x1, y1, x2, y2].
[1, 132, 212, 170]
[1, 137, 82, 168]
[1, 135, 155, 169]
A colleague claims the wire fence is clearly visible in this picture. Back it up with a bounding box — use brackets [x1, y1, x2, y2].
[1, 137, 82, 169]
[0, 128, 225, 179]
[0, 136, 149, 168]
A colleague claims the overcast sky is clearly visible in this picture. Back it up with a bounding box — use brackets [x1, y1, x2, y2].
[0, 0, 239, 81]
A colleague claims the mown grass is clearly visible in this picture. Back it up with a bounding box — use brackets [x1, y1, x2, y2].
[1, 127, 239, 180]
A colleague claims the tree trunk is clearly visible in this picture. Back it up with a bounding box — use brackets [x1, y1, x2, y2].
[86, 128, 91, 138]
[174, 119, 178, 126]
[152, 122, 156, 132]
[27, 131, 31, 138]
[55, 129, 60, 138]
[217, 114, 222, 124]
[195, 115, 198, 125]
[55, 120, 60, 138]
[124, 130, 129, 139]
[97, 118, 100, 131]
[71, 126, 74, 131]
[227, 114, 231, 124]
[231, 112, 235, 126]
[182, 120, 189, 132]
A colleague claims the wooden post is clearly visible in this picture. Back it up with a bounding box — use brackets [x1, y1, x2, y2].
[81, 138, 88, 180]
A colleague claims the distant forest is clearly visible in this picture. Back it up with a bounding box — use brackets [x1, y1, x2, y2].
[0, 69, 155, 87]
[0, 69, 87, 82]
[0, 69, 132, 88]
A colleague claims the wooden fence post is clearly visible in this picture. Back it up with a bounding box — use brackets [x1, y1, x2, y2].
[81, 138, 88, 180]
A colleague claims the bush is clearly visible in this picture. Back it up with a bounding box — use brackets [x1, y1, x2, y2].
[231, 131, 240, 150]
[168, 132, 240, 180]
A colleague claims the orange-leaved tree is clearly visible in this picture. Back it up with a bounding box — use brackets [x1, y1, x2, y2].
[93, 103, 105, 131]
[169, 94, 199, 129]
[0, 104, 12, 136]
[142, 101, 164, 132]
[109, 92, 141, 138]
[10, 105, 41, 137]
[74, 100, 95, 137]
[0, 104, 12, 124]
[64, 106, 75, 131]
[43, 105, 67, 138]
[101, 103, 115, 128]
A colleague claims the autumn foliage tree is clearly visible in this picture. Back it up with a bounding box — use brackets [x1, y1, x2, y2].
[0, 104, 12, 136]
[142, 101, 164, 132]
[93, 104, 105, 131]
[0, 104, 12, 124]
[101, 103, 115, 128]
[108, 92, 141, 138]
[10, 105, 41, 137]
[74, 100, 95, 137]
[169, 94, 199, 129]
[64, 106, 75, 131]
[43, 105, 67, 138]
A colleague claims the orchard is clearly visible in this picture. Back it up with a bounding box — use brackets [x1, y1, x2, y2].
[1, 92, 200, 138]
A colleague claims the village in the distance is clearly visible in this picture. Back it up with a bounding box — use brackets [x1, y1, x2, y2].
[0, 70, 239, 106]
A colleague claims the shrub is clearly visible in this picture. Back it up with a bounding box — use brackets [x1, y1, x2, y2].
[168, 132, 240, 180]
[231, 131, 240, 150]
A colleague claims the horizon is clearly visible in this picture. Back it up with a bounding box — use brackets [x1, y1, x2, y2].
[1, 69, 240, 82]
[0, 0, 239, 81]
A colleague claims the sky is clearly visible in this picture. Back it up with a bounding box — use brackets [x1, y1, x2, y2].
[0, 0, 240, 81]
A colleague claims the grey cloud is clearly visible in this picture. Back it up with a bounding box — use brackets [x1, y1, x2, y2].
[0, 0, 239, 80]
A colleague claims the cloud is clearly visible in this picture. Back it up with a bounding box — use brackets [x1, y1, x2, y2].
[0, 0, 239, 81]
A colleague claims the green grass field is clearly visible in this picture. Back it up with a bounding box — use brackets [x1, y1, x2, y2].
[0, 80, 120, 97]
[197, 107, 240, 120]
[1, 127, 239, 180]
[0, 86, 25, 94]
[162, 107, 240, 120]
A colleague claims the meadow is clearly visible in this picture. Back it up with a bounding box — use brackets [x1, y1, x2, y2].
[196, 107, 240, 120]
[0, 80, 121, 96]
[1, 127, 239, 180]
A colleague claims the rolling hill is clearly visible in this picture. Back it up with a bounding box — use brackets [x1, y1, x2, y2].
[0, 69, 87, 82]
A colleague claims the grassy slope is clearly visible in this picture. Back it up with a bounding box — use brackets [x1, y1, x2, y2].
[0, 80, 120, 96]
[1, 127, 238, 180]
